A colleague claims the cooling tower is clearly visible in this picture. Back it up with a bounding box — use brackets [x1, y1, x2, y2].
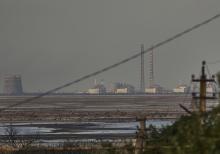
[3, 75, 23, 95]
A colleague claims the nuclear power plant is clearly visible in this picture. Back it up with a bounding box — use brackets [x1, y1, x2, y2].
[3, 75, 23, 95]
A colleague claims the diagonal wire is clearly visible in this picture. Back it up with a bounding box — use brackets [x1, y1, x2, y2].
[1, 13, 220, 112]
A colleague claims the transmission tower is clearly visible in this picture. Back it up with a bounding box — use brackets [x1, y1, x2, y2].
[140, 44, 145, 93]
[149, 47, 154, 87]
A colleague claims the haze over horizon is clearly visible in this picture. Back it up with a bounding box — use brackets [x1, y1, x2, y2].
[0, 0, 220, 92]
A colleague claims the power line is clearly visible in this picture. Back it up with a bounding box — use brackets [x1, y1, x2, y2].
[1, 13, 220, 112]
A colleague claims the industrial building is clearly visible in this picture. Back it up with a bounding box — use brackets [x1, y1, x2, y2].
[88, 84, 106, 94]
[190, 83, 215, 95]
[3, 75, 23, 95]
[173, 85, 188, 93]
[206, 83, 215, 93]
[113, 83, 135, 94]
[145, 84, 163, 94]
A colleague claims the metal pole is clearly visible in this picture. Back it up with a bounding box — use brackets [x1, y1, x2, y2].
[135, 117, 146, 154]
[140, 44, 145, 93]
[200, 61, 207, 113]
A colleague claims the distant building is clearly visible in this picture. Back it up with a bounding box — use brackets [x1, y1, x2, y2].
[207, 83, 214, 93]
[88, 84, 106, 94]
[114, 83, 135, 94]
[173, 85, 188, 93]
[115, 88, 133, 94]
[145, 84, 163, 94]
[3, 75, 23, 95]
[145, 88, 157, 93]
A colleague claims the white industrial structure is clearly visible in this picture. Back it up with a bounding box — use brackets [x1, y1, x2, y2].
[173, 85, 188, 93]
[88, 84, 106, 94]
[145, 84, 163, 94]
[206, 83, 214, 93]
[116, 88, 133, 94]
[114, 83, 135, 94]
[145, 87, 157, 94]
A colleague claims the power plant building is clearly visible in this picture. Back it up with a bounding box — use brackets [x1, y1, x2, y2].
[206, 83, 215, 93]
[3, 75, 23, 95]
[173, 85, 188, 93]
[88, 84, 106, 94]
[113, 83, 135, 94]
[145, 84, 163, 94]
[145, 87, 157, 94]
[116, 88, 134, 94]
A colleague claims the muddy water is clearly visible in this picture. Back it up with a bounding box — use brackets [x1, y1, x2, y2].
[0, 120, 173, 144]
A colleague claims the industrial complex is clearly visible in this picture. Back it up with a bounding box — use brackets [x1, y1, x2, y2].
[0, 48, 215, 96]
[0, 74, 191, 95]
[1, 50, 216, 96]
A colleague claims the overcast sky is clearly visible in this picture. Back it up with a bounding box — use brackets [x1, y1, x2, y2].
[0, 0, 220, 92]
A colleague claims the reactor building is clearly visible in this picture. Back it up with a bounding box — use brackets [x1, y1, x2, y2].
[88, 84, 106, 94]
[113, 82, 135, 94]
[3, 75, 23, 95]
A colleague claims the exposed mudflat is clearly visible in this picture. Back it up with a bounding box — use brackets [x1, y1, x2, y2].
[0, 94, 196, 122]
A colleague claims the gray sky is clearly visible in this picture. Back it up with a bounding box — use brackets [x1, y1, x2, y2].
[0, 0, 220, 92]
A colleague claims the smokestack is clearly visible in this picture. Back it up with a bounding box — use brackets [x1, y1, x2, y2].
[140, 44, 145, 93]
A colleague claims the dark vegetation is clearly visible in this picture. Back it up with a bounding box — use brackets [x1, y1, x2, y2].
[145, 107, 220, 154]
[141, 72, 220, 154]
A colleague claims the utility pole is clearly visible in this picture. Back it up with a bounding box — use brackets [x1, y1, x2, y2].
[135, 117, 146, 154]
[191, 61, 216, 113]
[140, 44, 145, 93]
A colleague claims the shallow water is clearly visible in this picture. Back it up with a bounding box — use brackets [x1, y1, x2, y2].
[0, 120, 173, 136]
